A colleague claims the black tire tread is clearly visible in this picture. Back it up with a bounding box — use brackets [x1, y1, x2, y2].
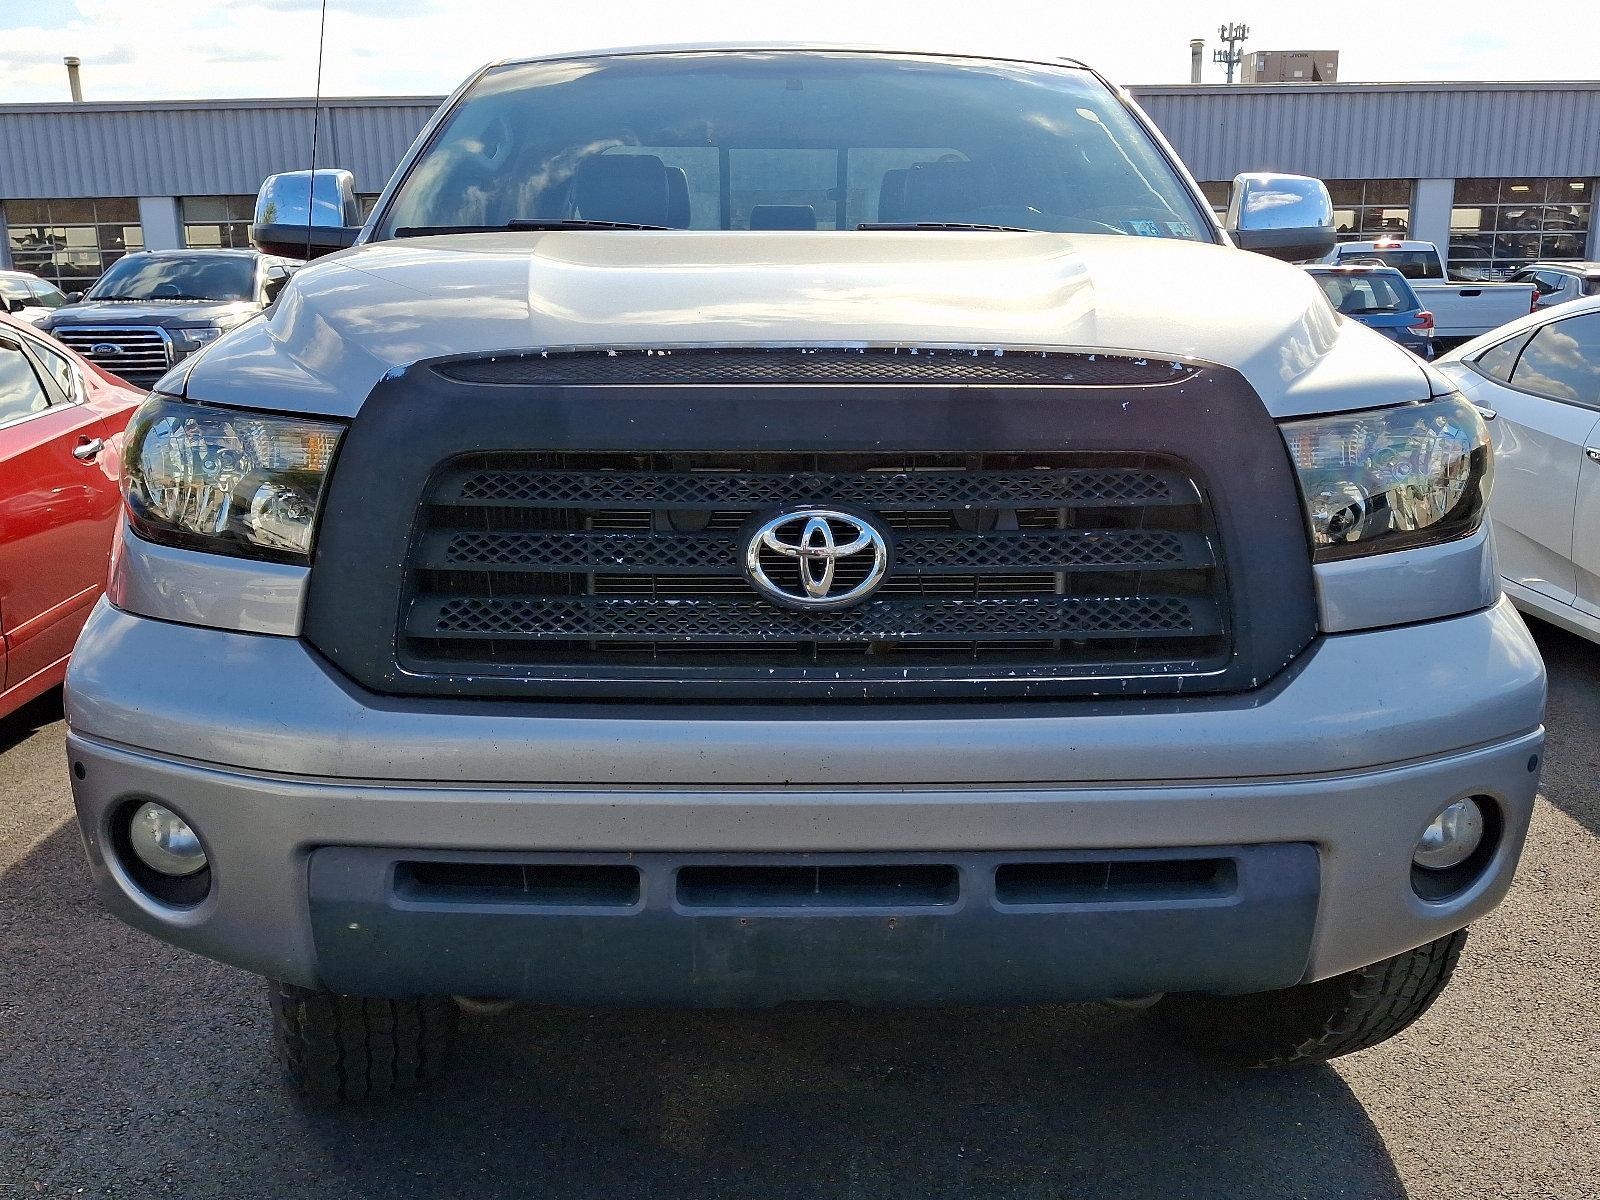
[269, 980, 457, 1105]
[1157, 928, 1469, 1068]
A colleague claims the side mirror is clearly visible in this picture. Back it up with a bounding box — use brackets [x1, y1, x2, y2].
[252, 168, 363, 260]
[3, 298, 24, 314]
[1225, 173, 1336, 262]
[64, 292, 83, 304]
[262, 274, 289, 305]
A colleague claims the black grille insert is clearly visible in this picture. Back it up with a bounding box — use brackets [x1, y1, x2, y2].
[398, 451, 1229, 685]
[436, 347, 1197, 388]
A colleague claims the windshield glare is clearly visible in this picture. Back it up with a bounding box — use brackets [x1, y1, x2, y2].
[1313, 272, 1417, 314]
[87, 254, 255, 301]
[379, 52, 1213, 240]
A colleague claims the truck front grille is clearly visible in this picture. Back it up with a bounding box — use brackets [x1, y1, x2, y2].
[50, 325, 172, 387]
[398, 451, 1228, 680]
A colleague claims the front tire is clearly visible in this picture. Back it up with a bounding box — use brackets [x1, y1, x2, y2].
[268, 980, 457, 1106]
[1155, 928, 1469, 1067]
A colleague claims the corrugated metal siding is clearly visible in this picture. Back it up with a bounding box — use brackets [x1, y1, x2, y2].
[3, 83, 1600, 200]
[1129, 82, 1600, 182]
[0, 98, 439, 198]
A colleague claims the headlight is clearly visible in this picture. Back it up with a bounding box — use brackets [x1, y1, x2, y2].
[184, 327, 223, 345]
[1279, 395, 1491, 561]
[122, 396, 343, 563]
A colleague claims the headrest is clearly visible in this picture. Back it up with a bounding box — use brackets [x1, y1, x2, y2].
[877, 168, 909, 222]
[665, 166, 691, 229]
[900, 161, 980, 223]
[750, 204, 818, 231]
[571, 154, 671, 225]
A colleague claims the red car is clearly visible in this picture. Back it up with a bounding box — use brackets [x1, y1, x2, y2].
[0, 311, 144, 717]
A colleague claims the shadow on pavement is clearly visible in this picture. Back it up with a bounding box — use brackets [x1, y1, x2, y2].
[2, 825, 1407, 1200]
[0, 686, 64, 756]
[1527, 618, 1600, 837]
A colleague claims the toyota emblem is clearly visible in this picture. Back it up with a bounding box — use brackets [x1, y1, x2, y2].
[741, 507, 892, 611]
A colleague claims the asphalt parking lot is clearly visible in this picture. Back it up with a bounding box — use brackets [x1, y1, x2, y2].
[0, 622, 1595, 1200]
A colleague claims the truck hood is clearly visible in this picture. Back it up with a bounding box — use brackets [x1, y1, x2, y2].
[47, 298, 258, 330]
[179, 231, 1431, 419]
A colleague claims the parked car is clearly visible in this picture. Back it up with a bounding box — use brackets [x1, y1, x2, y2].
[1434, 295, 1600, 641]
[67, 46, 1543, 1105]
[0, 312, 143, 718]
[1321, 239, 1537, 345]
[41, 249, 297, 389]
[1303, 263, 1433, 357]
[0, 269, 72, 328]
[1506, 261, 1600, 311]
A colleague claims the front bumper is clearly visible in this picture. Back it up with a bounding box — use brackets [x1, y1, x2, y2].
[66, 598, 1546, 1001]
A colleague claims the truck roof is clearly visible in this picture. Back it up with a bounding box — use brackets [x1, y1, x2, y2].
[1334, 240, 1438, 253]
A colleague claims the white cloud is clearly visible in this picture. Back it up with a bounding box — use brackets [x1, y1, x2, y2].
[0, 0, 1592, 103]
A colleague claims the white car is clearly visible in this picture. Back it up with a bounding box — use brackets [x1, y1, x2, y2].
[1506, 261, 1600, 311]
[0, 269, 72, 327]
[1436, 295, 1600, 640]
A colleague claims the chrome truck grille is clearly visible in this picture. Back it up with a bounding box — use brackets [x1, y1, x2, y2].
[50, 325, 172, 387]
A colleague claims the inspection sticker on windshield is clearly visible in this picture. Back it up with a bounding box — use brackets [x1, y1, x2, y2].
[1165, 220, 1196, 238]
[1128, 219, 1165, 237]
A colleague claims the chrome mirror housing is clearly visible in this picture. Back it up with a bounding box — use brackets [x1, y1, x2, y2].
[1225, 173, 1336, 262]
[252, 169, 362, 260]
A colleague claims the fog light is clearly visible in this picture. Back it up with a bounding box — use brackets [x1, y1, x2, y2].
[127, 803, 208, 877]
[1413, 798, 1485, 871]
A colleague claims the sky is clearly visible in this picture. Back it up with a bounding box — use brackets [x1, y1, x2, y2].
[0, 0, 1594, 104]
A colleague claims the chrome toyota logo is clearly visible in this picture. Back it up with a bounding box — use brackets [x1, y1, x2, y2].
[741, 507, 892, 611]
[90, 342, 124, 356]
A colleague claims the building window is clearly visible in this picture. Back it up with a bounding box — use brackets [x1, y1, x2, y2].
[1327, 179, 1413, 243]
[4, 198, 143, 292]
[182, 196, 256, 248]
[1449, 178, 1592, 280]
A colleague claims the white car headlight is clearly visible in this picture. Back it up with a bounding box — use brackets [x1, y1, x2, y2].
[122, 395, 343, 563]
[1279, 395, 1492, 561]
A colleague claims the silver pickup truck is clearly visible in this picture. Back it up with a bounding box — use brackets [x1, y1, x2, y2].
[66, 45, 1546, 1105]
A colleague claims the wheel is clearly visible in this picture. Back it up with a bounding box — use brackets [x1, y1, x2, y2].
[268, 980, 457, 1105]
[1154, 928, 1469, 1068]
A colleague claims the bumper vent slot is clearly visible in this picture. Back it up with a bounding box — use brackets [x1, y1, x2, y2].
[677, 864, 960, 909]
[994, 858, 1236, 905]
[395, 861, 641, 907]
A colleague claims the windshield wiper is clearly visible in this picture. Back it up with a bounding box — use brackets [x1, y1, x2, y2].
[395, 219, 670, 236]
[856, 221, 1035, 232]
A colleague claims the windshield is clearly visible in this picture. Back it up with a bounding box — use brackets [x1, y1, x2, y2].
[1337, 249, 1438, 280]
[86, 254, 255, 301]
[378, 52, 1213, 240]
[1313, 272, 1418, 314]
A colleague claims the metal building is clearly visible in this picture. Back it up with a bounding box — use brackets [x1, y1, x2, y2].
[3, 80, 1598, 289]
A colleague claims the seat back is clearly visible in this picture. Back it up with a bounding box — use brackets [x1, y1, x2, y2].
[571, 154, 671, 225]
[749, 204, 818, 231]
